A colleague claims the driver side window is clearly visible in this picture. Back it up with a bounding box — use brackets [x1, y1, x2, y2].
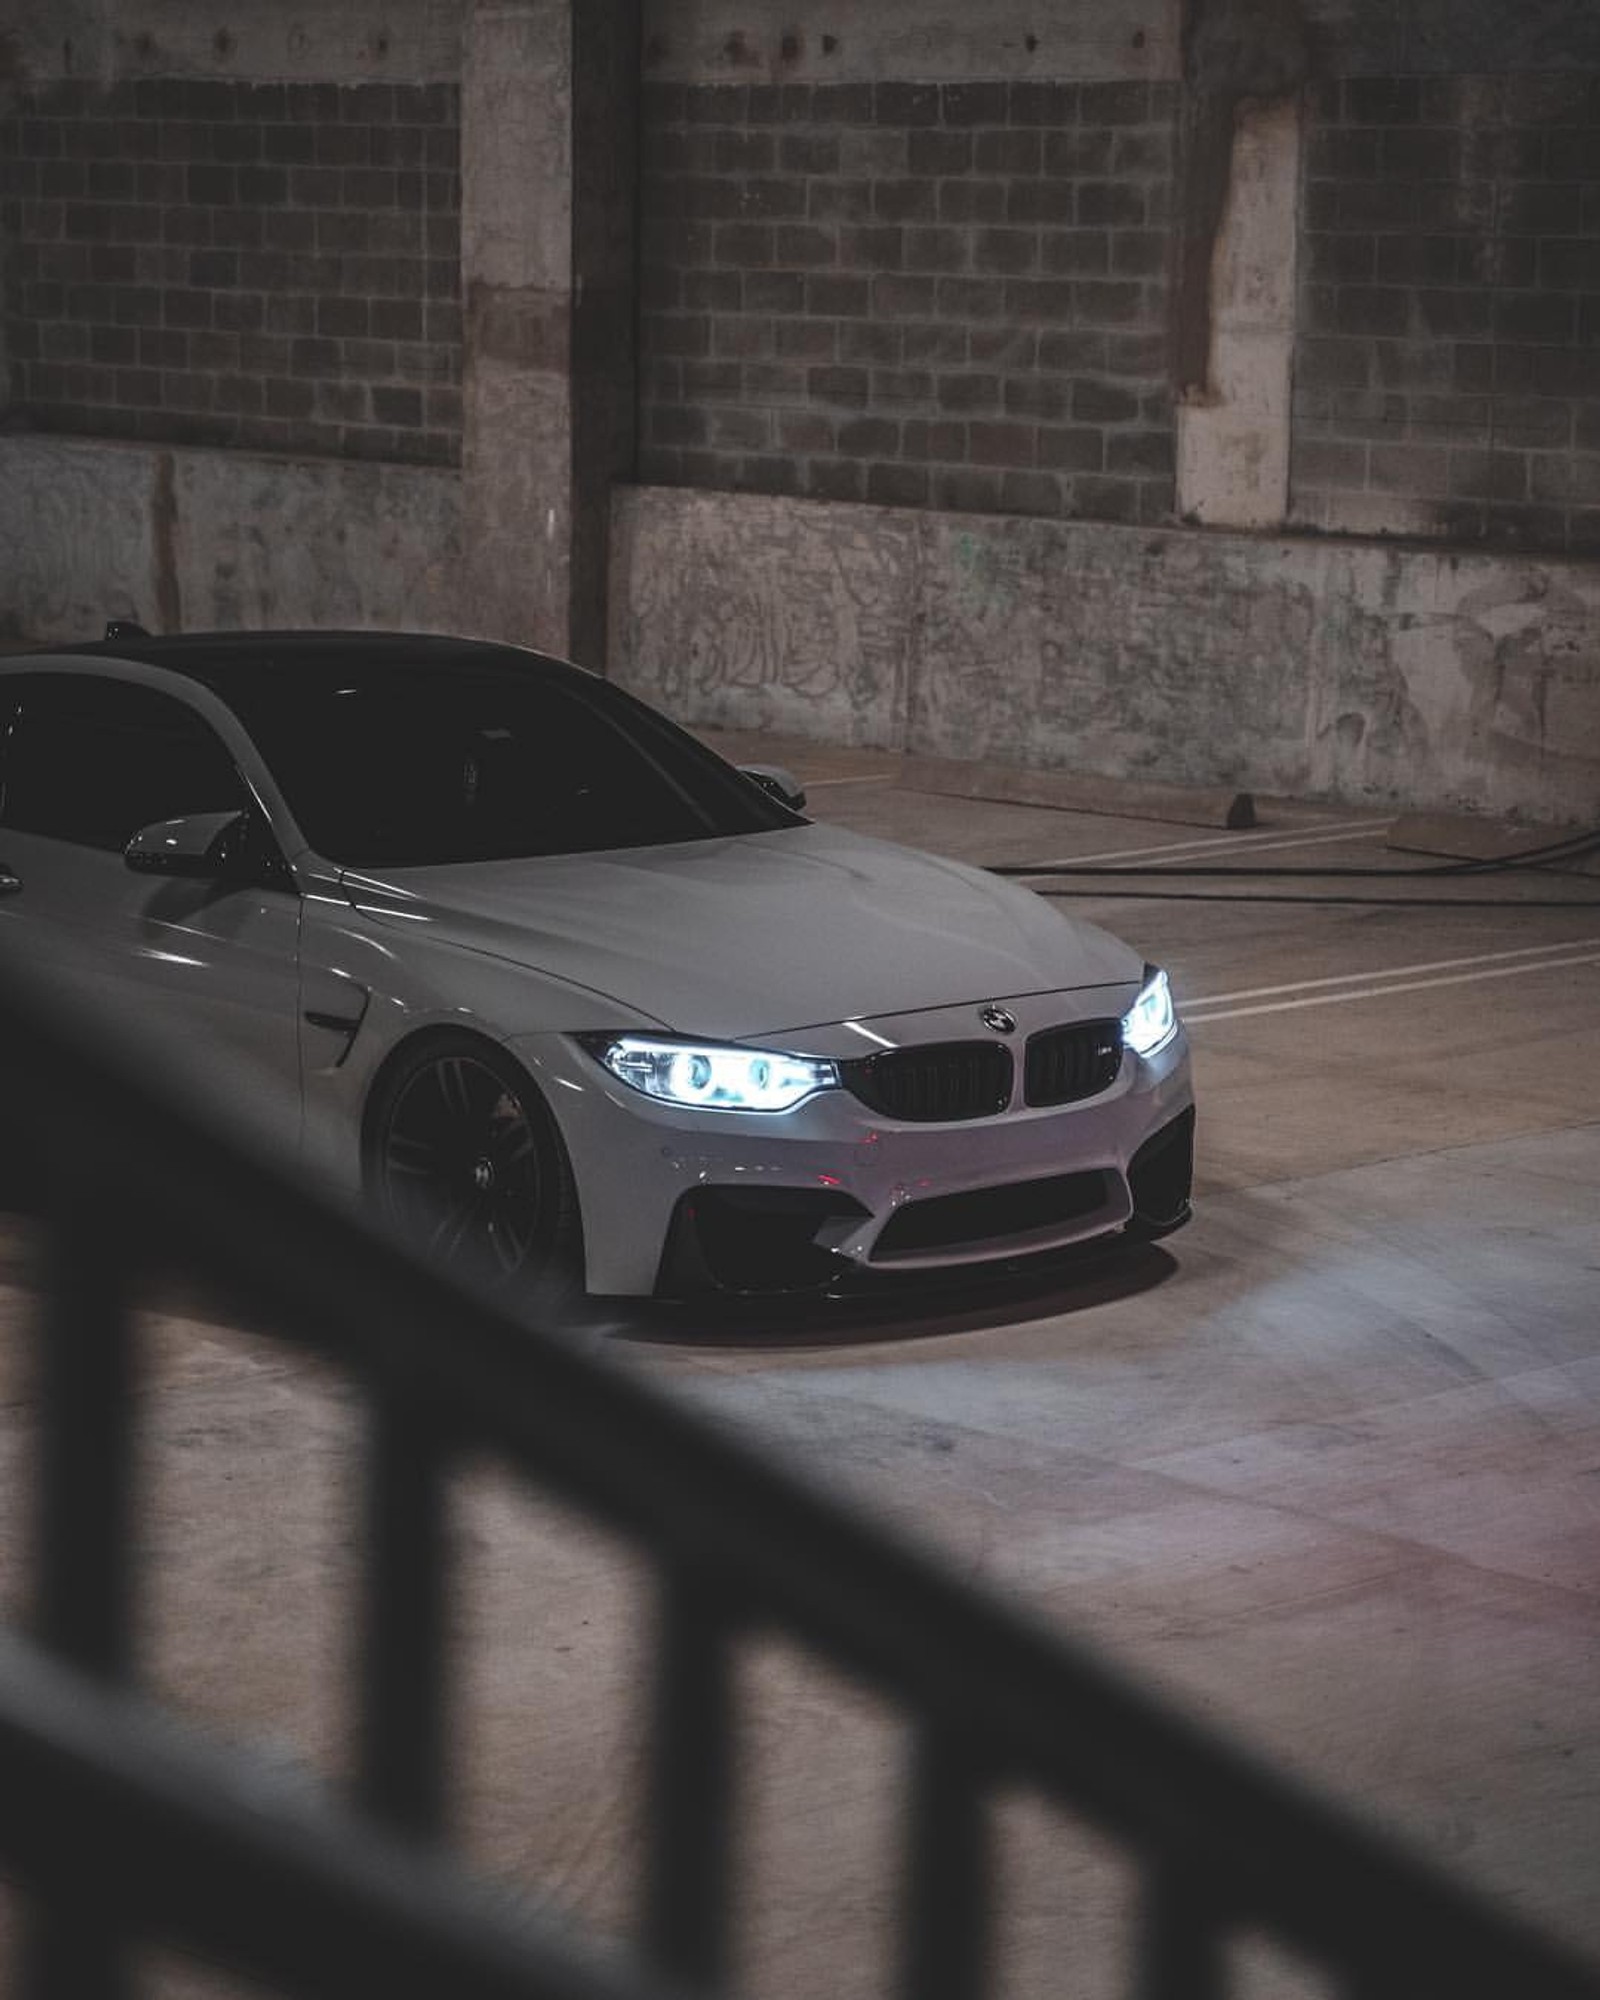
[0, 674, 250, 852]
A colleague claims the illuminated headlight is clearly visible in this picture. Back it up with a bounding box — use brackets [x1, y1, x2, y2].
[586, 1035, 838, 1113]
[1122, 966, 1178, 1059]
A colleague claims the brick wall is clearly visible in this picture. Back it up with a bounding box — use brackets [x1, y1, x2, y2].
[638, 79, 1177, 524]
[1292, 73, 1600, 553]
[0, 77, 462, 466]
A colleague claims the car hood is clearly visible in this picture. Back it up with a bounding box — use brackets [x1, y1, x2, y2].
[339, 823, 1144, 1041]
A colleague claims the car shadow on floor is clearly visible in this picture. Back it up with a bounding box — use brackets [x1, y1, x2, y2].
[0, 1200, 1175, 1363]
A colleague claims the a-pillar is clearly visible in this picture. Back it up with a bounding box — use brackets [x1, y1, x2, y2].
[460, 0, 637, 666]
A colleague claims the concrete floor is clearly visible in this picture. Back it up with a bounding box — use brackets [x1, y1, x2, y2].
[1, 757, 1598, 1998]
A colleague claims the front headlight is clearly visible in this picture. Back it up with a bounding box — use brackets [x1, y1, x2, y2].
[584, 1035, 838, 1113]
[1122, 966, 1178, 1059]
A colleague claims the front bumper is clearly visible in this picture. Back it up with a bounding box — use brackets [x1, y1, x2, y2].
[510, 988, 1193, 1298]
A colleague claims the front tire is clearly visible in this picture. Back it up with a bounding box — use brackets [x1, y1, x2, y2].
[365, 1033, 583, 1302]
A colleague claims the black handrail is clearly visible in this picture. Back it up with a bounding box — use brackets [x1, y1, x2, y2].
[0, 937, 1596, 2000]
[0, 1629, 683, 2000]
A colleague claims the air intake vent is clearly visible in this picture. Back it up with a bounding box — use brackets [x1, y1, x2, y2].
[1024, 1020, 1124, 1107]
[843, 1041, 1013, 1123]
[872, 1169, 1111, 1259]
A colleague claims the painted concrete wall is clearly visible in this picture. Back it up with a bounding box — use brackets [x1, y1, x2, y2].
[0, 434, 462, 640]
[611, 484, 1600, 823]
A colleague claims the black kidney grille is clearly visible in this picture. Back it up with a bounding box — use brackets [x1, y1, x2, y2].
[1024, 1020, 1124, 1107]
[843, 1041, 1013, 1123]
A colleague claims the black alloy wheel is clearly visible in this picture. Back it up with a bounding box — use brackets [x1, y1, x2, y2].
[367, 1035, 581, 1296]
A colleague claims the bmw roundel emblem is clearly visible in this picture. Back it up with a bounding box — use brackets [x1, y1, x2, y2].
[979, 1004, 1017, 1035]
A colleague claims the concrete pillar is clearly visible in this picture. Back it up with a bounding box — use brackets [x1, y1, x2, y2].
[1169, 0, 1308, 530]
[569, 1, 640, 669]
[460, 0, 636, 666]
[1175, 98, 1302, 529]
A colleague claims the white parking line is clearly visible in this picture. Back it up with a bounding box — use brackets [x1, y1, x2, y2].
[1185, 950, 1600, 1025]
[804, 772, 901, 788]
[1185, 937, 1600, 1011]
[1025, 818, 1393, 868]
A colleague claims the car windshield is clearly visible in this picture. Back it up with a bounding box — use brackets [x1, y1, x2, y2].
[222, 665, 797, 868]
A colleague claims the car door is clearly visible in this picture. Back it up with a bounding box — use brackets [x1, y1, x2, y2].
[0, 671, 304, 1134]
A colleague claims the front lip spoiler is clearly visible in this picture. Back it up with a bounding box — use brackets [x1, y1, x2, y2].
[635, 1229, 1174, 1332]
[654, 1200, 1157, 1307]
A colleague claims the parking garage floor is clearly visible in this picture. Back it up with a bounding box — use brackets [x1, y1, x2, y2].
[1, 754, 1597, 1998]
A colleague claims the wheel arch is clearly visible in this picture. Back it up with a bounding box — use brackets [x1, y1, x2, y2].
[359, 1021, 512, 1171]
[359, 1022, 588, 1284]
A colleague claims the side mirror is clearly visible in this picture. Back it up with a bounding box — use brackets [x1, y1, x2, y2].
[740, 763, 807, 813]
[124, 810, 248, 879]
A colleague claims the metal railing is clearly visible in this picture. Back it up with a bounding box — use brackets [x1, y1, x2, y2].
[0, 942, 1597, 2000]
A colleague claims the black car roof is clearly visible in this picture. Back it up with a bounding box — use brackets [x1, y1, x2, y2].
[30, 630, 583, 695]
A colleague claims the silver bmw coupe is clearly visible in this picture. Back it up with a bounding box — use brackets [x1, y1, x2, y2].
[0, 631, 1194, 1300]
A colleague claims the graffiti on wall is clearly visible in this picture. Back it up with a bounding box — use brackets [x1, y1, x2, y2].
[0, 440, 157, 640]
[612, 485, 1600, 820]
[614, 492, 918, 746]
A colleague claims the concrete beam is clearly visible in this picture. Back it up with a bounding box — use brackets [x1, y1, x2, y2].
[10, 0, 464, 84]
[8, 0, 114, 85]
[639, 0, 1179, 82]
[1301, 0, 1600, 74]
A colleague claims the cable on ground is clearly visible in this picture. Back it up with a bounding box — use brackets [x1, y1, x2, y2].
[987, 821, 1600, 909]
